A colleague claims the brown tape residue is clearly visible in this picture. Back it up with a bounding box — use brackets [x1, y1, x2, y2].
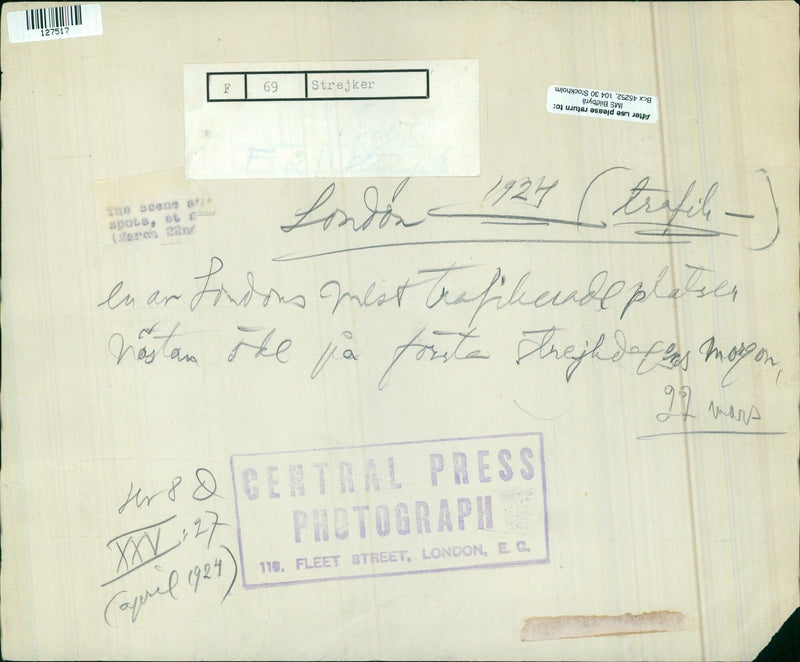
[521, 611, 686, 641]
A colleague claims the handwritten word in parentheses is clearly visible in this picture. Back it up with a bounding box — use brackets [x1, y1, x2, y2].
[378, 326, 490, 391]
[281, 178, 424, 234]
[515, 327, 689, 383]
[610, 169, 779, 249]
[610, 177, 720, 234]
[107, 321, 198, 366]
[103, 545, 238, 628]
[118, 468, 222, 515]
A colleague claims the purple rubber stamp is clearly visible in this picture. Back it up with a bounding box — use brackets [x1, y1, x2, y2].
[230, 432, 549, 588]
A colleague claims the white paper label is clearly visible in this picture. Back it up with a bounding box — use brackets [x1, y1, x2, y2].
[7, 4, 102, 43]
[547, 85, 658, 124]
[184, 60, 479, 179]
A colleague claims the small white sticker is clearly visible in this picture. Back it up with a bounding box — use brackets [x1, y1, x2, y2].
[8, 4, 102, 44]
[547, 85, 658, 124]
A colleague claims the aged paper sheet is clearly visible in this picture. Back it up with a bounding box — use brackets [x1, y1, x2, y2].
[2, 2, 798, 659]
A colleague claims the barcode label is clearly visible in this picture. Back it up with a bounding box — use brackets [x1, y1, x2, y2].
[8, 4, 102, 43]
[25, 5, 82, 30]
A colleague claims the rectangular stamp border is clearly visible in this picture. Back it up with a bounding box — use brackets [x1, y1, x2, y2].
[206, 68, 431, 102]
[230, 431, 550, 589]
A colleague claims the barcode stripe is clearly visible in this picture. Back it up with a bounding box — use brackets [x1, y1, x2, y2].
[24, 4, 84, 31]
